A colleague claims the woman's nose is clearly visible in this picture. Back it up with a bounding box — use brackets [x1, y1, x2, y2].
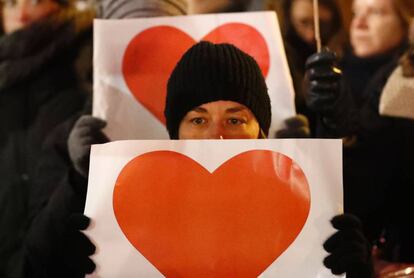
[205, 123, 226, 139]
[353, 12, 368, 30]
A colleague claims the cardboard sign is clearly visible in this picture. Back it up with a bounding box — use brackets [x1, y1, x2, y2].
[93, 12, 296, 140]
[84, 139, 343, 277]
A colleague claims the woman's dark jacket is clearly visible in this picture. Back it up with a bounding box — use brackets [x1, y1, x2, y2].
[0, 10, 92, 278]
[317, 44, 414, 262]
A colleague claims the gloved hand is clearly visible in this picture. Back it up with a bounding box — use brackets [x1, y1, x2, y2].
[68, 115, 109, 177]
[305, 51, 342, 116]
[62, 214, 96, 275]
[323, 214, 373, 278]
[275, 114, 310, 138]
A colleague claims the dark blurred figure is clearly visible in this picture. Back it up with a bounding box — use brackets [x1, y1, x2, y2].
[267, 0, 346, 133]
[23, 2, 187, 278]
[305, 0, 414, 272]
[0, 0, 93, 277]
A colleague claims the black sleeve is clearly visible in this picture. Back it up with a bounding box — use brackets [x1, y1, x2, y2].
[24, 168, 87, 278]
[23, 112, 89, 278]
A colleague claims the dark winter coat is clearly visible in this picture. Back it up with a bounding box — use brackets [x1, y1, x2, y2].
[24, 112, 89, 278]
[284, 31, 318, 132]
[0, 10, 92, 278]
[317, 44, 414, 262]
[23, 2, 190, 277]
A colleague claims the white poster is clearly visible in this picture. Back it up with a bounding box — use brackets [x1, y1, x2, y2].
[84, 139, 343, 277]
[93, 12, 296, 140]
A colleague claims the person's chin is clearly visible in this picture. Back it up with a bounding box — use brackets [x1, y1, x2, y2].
[352, 44, 379, 58]
[4, 22, 26, 34]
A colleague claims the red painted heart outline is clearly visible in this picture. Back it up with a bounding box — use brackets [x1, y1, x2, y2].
[122, 23, 270, 125]
[113, 150, 310, 277]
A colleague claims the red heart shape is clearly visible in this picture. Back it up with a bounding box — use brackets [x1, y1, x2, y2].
[113, 150, 310, 277]
[122, 23, 270, 125]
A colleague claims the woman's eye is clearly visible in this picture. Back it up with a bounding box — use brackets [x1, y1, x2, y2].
[299, 19, 314, 28]
[227, 118, 245, 125]
[191, 118, 206, 125]
[369, 7, 385, 16]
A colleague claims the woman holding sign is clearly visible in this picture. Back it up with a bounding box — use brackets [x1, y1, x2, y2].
[25, 41, 370, 277]
[306, 0, 414, 272]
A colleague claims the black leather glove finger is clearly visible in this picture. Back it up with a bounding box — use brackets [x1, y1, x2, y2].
[63, 214, 96, 275]
[68, 115, 109, 177]
[275, 114, 310, 138]
[307, 65, 341, 82]
[305, 50, 337, 68]
[307, 89, 337, 115]
[324, 229, 367, 252]
[305, 51, 342, 114]
[324, 230, 369, 274]
[330, 213, 363, 230]
[309, 80, 340, 93]
[323, 214, 373, 278]
[324, 243, 372, 277]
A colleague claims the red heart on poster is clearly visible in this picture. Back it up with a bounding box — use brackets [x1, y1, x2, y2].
[113, 150, 310, 277]
[122, 24, 270, 125]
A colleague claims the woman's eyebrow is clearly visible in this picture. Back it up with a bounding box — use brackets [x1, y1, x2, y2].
[226, 106, 247, 113]
[191, 107, 208, 113]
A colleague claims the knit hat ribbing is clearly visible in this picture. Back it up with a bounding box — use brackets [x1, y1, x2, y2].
[165, 41, 271, 139]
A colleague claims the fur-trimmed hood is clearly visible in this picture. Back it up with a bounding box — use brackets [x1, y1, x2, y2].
[0, 9, 94, 91]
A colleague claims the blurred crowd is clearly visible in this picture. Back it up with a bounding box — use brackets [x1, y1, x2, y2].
[1, 0, 414, 277]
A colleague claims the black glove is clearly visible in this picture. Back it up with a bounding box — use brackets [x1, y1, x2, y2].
[68, 115, 109, 177]
[305, 50, 342, 116]
[275, 114, 311, 138]
[305, 51, 360, 136]
[323, 214, 373, 278]
[61, 214, 96, 275]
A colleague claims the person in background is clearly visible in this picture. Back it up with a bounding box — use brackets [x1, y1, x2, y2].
[306, 0, 414, 274]
[266, 0, 346, 133]
[23, 1, 187, 278]
[0, 0, 94, 277]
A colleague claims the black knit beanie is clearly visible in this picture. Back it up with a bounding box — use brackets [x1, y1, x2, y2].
[165, 41, 271, 139]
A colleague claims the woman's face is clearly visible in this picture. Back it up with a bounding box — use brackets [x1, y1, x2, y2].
[351, 0, 405, 57]
[290, 0, 334, 45]
[2, 0, 60, 34]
